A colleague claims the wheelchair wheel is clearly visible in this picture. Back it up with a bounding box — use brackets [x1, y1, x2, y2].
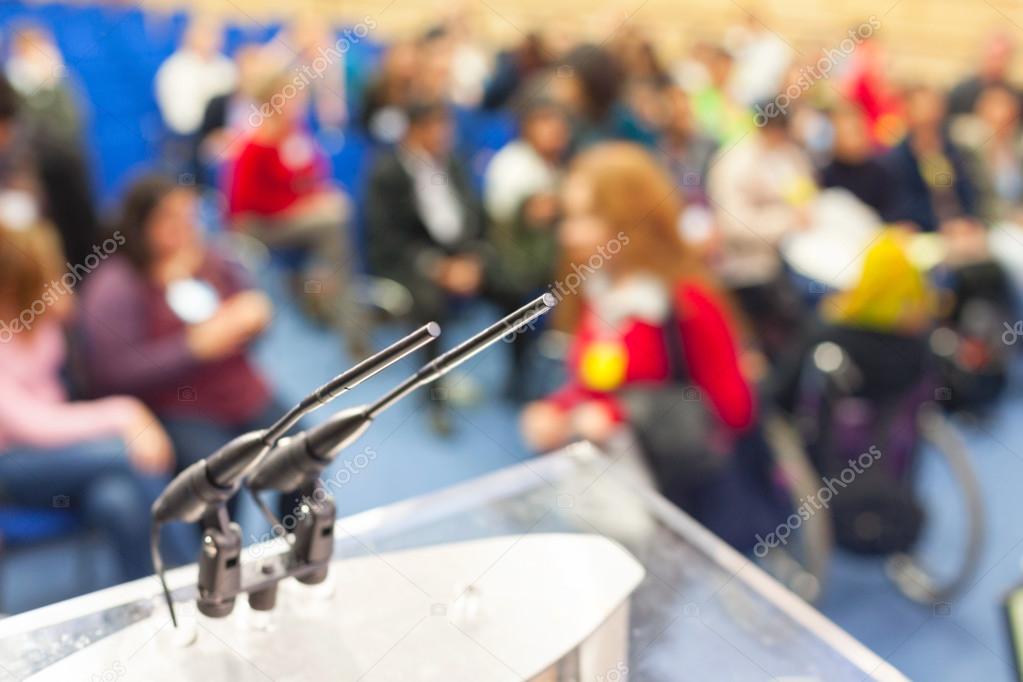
[885, 406, 985, 604]
[759, 414, 834, 604]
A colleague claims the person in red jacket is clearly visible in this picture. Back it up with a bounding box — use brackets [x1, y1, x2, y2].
[521, 142, 755, 453]
[226, 72, 372, 359]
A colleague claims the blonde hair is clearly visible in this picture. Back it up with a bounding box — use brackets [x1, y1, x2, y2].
[0, 220, 64, 329]
[553, 142, 711, 330]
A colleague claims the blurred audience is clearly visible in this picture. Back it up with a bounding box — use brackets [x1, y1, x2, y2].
[3, 3, 1023, 597]
[78, 176, 285, 478]
[227, 72, 372, 359]
[0, 218, 174, 579]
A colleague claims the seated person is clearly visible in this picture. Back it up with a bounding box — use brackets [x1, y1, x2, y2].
[78, 176, 288, 479]
[822, 105, 899, 220]
[768, 229, 935, 414]
[657, 83, 718, 208]
[707, 105, 815, 360]
[365, 100, 487, 430]
[520, 143, 755, 452]
[193, 44, 268, 186]
[155, 17, 236, 141]
[0, 216, 174, 580]
[484, 98, 569, 398]
[227, 72, 372, 360]
[881, 84, 991, 233]
[951, 83, 1023, 221]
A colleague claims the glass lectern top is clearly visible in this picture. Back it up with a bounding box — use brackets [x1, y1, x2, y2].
[0, 443, 904, 681]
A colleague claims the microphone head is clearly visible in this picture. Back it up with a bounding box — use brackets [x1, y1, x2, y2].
[205, 431, 269, 488]
[305, 407, 373, 459]
[418, 293, 556, 382]
[247, 407, 373, 492]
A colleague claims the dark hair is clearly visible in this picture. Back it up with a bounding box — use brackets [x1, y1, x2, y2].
[0, 74, 19, 123]
[404, 99, 449, 127]
[560, 44, 623, 121]
[515, 95, 567, 126]
[116, 174, 190, 270]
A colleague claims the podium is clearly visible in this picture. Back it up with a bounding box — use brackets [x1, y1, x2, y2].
[0, 443, 905, 681]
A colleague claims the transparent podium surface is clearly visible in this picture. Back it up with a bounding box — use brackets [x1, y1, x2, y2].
[0, 443, 905, 681]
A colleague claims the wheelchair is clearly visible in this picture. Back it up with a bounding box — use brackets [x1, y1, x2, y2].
[786, 338, 985, 604]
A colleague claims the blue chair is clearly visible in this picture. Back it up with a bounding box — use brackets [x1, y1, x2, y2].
[0, 507, 98, 613]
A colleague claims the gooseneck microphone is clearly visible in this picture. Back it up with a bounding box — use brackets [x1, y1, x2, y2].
[247, 293, 557, 494]
[148, 323, 439, 625]
[151, 323, 440, 524]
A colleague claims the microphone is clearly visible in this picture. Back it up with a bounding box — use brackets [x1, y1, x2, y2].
[247, 293, 556, 493]
[151, 323, 440, 524]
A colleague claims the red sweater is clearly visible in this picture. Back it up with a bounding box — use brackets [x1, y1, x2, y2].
[227, 130, 329, 218]
[549, 280, 755, 431]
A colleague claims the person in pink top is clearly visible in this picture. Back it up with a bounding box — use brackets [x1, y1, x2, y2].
[0, 218, 175, 580]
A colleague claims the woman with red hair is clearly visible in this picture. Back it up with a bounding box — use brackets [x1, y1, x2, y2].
[521, 142, 755, 453]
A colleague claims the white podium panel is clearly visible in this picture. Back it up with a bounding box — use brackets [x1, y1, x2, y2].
[0, 443, 906, 681]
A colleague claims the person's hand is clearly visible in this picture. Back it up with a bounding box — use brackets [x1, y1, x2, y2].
[438, 255, 483, 296]
[120, 401, 174, 475]
[524, 192, 559, 227]
[186, 291, 273, 361]
[571, 400, 619, 444]
[520, 400, 571, 452]
[940, 217, 989, 265]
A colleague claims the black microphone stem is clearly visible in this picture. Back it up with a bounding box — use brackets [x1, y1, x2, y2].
[259, 321, 441, 448]
[367, 293, 556, 419]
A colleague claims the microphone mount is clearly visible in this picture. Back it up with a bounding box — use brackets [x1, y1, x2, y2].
[149, 323, 440, 625]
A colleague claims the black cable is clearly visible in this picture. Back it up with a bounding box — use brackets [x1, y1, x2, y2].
[249, 488, 294, 547]
[150, 522, 178, 628]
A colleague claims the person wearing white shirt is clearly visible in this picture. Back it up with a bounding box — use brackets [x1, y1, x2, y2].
[155, 17, 237, 137]
[484, 99, 569, 400]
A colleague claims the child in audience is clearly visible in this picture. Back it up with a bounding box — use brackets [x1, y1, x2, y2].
[520, 143, 755, 451]
[0, 217, 173, 580]
[78, 175, 288, 477]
